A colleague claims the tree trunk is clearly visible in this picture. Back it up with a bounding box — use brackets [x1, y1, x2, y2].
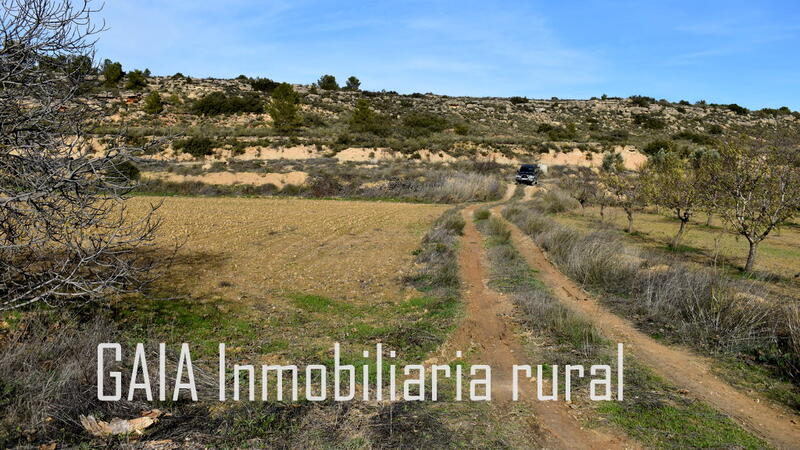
[744, 240, 759, 273]
[625, 208, 634, 233]
[706, 213, 713, 227]
[599, 203, 605, 222]
[671, 219, 688, 248]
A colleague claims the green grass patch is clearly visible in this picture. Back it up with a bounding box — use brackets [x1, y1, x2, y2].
[261, 339, 291, 354]
[597, 361, 766, 449]
[399, 295, 460, 320]
[598, 400, 765, 449]
[339, 322, 389, 342]
[112, 295, 257, 359]
[663, 242, 704, 254]
[287, 293, 360, 315]
[288, 293, 334, 312]
[473, 208, 491, 221]
[715, 357, 800, 412]
[477, 217, 546, 293]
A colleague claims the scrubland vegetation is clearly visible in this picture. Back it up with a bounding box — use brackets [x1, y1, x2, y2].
[82, 54, 800, 171]
[135, 159, 507, 203]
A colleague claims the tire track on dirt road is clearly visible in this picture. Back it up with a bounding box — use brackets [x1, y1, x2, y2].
[455, 204, 635, 449]
[493, 204, 800, 449]
[522, 185, 537, 201]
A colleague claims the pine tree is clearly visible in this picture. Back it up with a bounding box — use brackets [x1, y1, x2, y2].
[345, 76, 361, 91]
[269, 83, 300, 132]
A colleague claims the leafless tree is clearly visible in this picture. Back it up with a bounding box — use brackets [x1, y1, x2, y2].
[1, 0, 159, 310]
[703, 134, 800, 273]
[600, 152, 646, 233]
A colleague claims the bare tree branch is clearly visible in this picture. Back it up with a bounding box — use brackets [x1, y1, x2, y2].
[1, 0, 160, 309]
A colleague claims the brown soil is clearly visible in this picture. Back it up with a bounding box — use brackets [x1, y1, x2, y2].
[522, 185, 537, 201]
[494, 204, 800, 449]
[451, 204, 635, 449]
[501, 183, 516, 202]
[129, 197, 445, 303]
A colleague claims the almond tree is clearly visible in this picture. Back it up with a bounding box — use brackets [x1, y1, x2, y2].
[1, 0, 159, 309]
[704, 136, 800, 272]
[561, 166, 597, 213]
[594, 186, 613, 222]
[601, 152, 645, 233]
[643, 150, 706, 248]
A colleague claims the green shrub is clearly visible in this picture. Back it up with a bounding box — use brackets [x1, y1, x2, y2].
[317, 74, 339, 90]
[249, 77, 279, 93]
[708, 124, 723, 135]
[100, 59, 123, 87]
[602, 152, 624, 172]
[509, 96, 528, 104]
[727, 103, 749, 115]
[332, 133, 351, 147]
[302, 112, 327, 128]
[643, 139, 676, 155]
[143, 91, 163, 114]
[192, 92, 263, 115]
[106, 159, 140, 183]
[629, 95, 655, 107]
[537, 123, 556, 133]
[593, 129, 629, 144]
[539, 122, 577, 140]
[402, 112, 448, 137]
[633, 114, 666, 130]
[174, 136, 215, 157]
[349, 99, 389, 136]
[125, 70, 147, 90]
[671, 131, 716, 146]
[755, 107, 790, 118]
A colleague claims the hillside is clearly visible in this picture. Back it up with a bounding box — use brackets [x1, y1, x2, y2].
[87, 75, 800, 176]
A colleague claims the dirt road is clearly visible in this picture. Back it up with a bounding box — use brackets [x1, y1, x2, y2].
[454, 204, 635, 449]
[492, 204, 800, 449]
[522, 185, 537, 201]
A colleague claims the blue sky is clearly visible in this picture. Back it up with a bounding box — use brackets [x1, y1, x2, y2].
[96, 0, 800, 110]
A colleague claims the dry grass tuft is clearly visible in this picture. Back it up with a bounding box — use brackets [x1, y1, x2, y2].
[503, 202, 800, 381]
[533, 186, 581, 213]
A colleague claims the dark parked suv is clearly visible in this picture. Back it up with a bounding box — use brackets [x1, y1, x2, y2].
[515, 164, 539, 185]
